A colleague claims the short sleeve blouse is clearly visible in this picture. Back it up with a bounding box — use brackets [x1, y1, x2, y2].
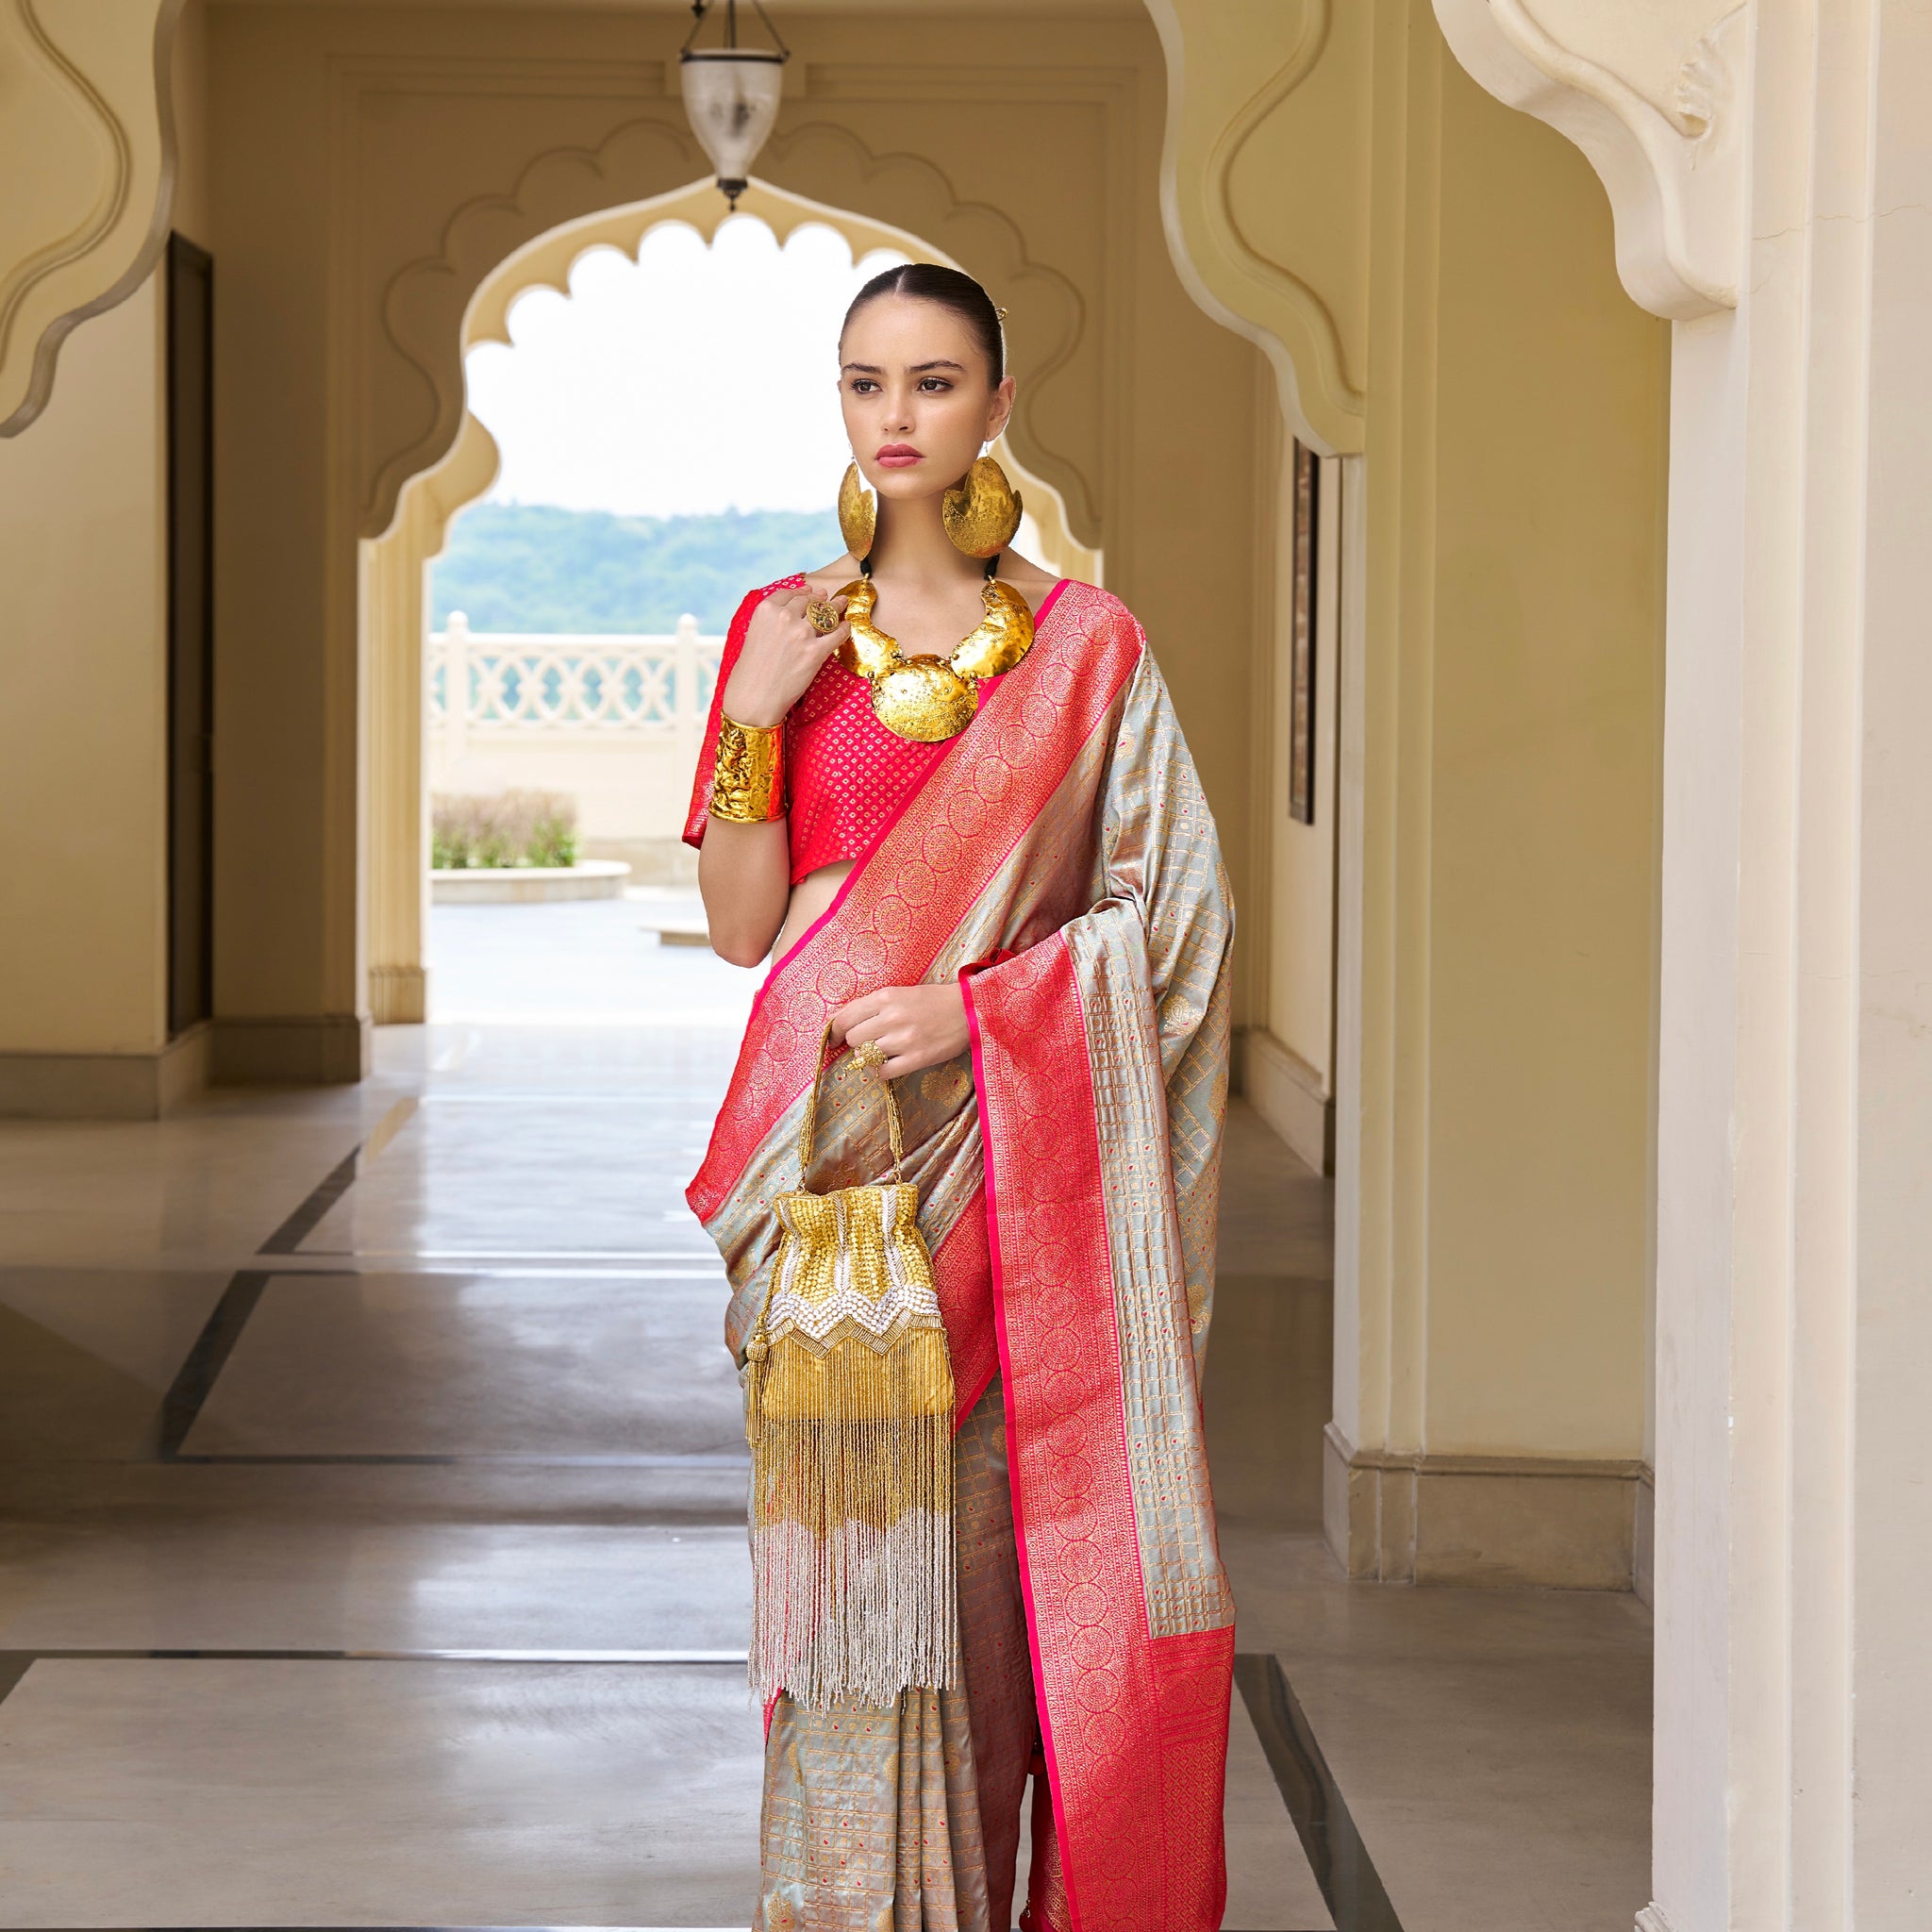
[682, 574, 1069, 886]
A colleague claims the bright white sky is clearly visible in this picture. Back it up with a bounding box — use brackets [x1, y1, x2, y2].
[464, 217, 909, 518]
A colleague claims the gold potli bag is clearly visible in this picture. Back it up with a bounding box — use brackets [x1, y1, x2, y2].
[741, 1025, 957, 1707]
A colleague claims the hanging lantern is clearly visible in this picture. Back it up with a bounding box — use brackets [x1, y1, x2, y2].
[680, 0, 791, 210]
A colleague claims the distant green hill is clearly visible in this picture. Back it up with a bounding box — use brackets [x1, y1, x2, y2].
[430, 503, 845, 633]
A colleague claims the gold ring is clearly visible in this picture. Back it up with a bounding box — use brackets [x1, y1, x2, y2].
[806, 598, 841, 636]
[849, 1040, 887, 1074]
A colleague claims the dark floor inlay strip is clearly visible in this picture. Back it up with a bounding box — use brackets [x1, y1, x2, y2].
[146, 1124, 380, 1454]
[149, 1271, 272, 1459]
[254, 1095, 420, 1259]
[1236, 1651, 1404, 1932]
[258, 1145, 363, 1256]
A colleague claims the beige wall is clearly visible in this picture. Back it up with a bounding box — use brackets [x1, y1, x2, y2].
[1340, 11, 1668, 1495]
[1155, 0, 1668, 1583]
[0, 3, 210, 1096]
[0, 275, 169, 1058]
[172, 0, 212, 246]
[0, 0, 185, 436]
[194, 2, 1265, 1056]
[1419, 51, 1667, 1458]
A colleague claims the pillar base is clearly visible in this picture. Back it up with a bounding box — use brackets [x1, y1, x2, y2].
[0, 1022, 211, 1120]
[210, 1014, 370, 1085]
[1632, 1467, 1655, 1607]
[1238, 1027, 1335, 1175]
[370, 964, 427, 1025]
[1324, 1421, 1648, 1591]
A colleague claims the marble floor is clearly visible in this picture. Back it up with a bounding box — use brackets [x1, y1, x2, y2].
[0, 899, 1651, 1930]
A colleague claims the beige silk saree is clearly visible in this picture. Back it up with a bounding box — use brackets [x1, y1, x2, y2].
[687, 581, 1236, 1932]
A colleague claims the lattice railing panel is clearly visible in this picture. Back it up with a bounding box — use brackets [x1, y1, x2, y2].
[428, 620, 724, 735]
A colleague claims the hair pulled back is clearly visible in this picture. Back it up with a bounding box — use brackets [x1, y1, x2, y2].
[841, 263, 1005, 386]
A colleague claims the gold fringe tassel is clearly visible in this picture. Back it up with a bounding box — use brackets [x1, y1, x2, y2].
[746, 1328, 956, 1707]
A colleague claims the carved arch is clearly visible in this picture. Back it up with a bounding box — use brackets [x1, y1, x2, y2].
[450, 177, 1099, 582]
[1431, 0, 1745, 319]
[0, 0, 184, 436]
[363, 177, 1097, 1022]
[755, 120, 1092, 541]
[368, 115, 700, 541]
[1143, 0, 1368, 457]
[365, 115, 1092, 548]
[1207, 12, 1359, 406]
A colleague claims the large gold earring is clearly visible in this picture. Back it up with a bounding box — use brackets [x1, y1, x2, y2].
[838, 462, 877, 558]
[941, 455, 1024, 558]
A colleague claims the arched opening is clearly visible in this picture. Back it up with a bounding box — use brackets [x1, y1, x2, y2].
[363, 176, 1100, 1026]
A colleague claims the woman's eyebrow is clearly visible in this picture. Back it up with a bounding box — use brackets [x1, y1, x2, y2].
[908, 359, 966, 374]
[841, 361, 884, 374]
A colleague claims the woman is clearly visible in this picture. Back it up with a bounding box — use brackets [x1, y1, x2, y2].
[685, 263, 1235, 1932]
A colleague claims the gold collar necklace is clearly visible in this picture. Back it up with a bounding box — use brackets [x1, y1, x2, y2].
[832, 457, 1040, 742]
[837, 558, 1037, 743]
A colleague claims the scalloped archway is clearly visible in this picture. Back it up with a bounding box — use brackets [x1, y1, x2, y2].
[365, 175, 1101, 1024]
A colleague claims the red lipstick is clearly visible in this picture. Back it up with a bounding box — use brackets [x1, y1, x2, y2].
[875, 443, 923, 468]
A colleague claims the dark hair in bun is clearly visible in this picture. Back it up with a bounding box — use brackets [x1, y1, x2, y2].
[841, 262, 1004, 385]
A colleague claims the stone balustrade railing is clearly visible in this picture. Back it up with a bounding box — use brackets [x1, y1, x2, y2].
[428, 610, 724, 761]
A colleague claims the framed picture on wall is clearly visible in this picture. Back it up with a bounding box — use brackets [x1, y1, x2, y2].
[1289, 440, 1321, 825]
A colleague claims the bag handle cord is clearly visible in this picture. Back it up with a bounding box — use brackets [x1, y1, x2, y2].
[797, 1021, 904, 1186]
[742, 1024, 906, 1400]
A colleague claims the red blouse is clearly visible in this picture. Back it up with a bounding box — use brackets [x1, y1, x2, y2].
[683, 573, 1069, 885]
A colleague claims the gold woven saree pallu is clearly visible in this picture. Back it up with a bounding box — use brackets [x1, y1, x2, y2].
[742, 1025, 956, 1708]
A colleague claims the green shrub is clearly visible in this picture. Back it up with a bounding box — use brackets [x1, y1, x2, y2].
[431, 790, 580, 870]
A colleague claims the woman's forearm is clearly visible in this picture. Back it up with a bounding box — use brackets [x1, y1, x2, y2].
[699, 818, 791, 967]
[695, 585, 855, 967]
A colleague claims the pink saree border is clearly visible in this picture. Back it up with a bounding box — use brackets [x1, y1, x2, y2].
[750, 575, 1074, 1004]
[962, 936, 1231, 1932]
[960, 951, 1085, 1928]
[687, 576, 1116, 1226]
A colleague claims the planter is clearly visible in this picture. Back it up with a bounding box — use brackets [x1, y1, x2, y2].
[431, 859, 631, 905]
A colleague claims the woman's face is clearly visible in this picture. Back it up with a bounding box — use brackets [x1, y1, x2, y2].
[838, 294, 1015, 509]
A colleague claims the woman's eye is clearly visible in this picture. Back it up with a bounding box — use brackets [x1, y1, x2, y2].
[917, 377, 953, 392]
[849, 378, 879, 394]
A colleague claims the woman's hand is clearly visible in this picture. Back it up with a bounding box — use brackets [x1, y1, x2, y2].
[830, 982, 971, 1077]
[720, 588, 850, 727]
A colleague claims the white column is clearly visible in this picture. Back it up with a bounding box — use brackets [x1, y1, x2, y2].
[1645, 5, 1932, 1928]
[1842, 5, 1932, 1915]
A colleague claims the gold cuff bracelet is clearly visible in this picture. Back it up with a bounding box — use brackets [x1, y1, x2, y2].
[708, 713, 788, 824]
